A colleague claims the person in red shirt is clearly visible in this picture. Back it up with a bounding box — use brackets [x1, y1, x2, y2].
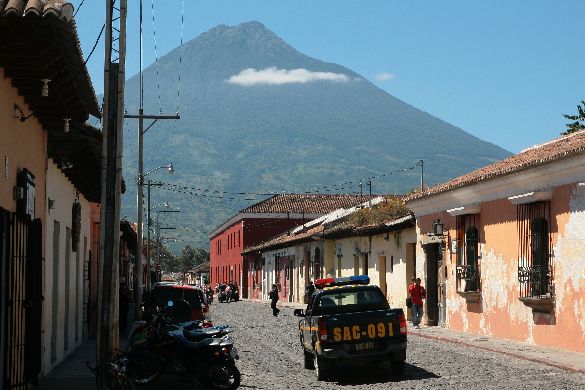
[408, 277, 426, 329]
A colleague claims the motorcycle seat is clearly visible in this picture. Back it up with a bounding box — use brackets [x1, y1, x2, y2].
[182, 328, 222, 342]
[170, 332, 224, 349]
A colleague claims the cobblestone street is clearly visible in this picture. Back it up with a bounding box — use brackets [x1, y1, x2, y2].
[210, 301, 585, 389]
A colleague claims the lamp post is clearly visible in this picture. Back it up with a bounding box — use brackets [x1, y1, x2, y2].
[135, 163, 173, 317]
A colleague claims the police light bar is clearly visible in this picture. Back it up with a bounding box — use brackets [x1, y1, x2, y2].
[314, 275, 370, 289]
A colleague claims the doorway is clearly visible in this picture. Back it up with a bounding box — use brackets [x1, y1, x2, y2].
[288, 258, 294, 302]
[362, 253, 369, 275]
[378, 256, 387, 297]
[405, 243, 416, 321]
[423, 243, 440, 326]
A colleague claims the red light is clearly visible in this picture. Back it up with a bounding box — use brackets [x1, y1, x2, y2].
[318, 318, 328, 344]
[315, 278, 335, 289]
[399, 313, 407, 335]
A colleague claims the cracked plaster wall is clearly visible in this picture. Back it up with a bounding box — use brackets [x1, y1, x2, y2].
[416, 183, 585, 353]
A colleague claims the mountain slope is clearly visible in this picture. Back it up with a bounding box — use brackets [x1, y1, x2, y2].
[119, 21, 510, 249]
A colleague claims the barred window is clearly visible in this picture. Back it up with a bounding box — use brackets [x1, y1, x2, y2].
[456, 215, 480, 293]
[517, 202, 552, 298]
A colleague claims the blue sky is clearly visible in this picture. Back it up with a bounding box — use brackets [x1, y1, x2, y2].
[74, 0, 585, 153]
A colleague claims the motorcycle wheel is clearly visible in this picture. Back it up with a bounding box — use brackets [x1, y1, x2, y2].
[204, 362, 241, 390]
[128, 350, 162, 385]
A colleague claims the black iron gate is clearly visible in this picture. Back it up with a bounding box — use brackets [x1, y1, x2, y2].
[3, 213, 42, 390]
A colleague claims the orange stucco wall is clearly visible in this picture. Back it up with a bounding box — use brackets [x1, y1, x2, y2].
[416, 183, 585, 353]
[0, 68, 47, 224]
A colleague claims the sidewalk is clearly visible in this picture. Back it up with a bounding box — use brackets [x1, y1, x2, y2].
[410, 324, 585, 373]
[38, 340, 97, 390]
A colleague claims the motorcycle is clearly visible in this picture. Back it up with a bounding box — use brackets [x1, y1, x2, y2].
[129, 302, 240, 390]
[129, 298, 214, 351]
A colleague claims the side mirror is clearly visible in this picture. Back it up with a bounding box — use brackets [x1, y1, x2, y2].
[293, 309, 305, 317]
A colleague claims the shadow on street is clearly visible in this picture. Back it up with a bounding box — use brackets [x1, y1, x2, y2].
[330, 362, 440, 386]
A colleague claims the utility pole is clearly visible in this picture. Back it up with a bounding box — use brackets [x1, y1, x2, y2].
[97, 0, 126, 388]
[146, 180, 162, 292]
[419, 159, 424, 192]
[126, 0, 179, 320]
[367, 180, 372, 207]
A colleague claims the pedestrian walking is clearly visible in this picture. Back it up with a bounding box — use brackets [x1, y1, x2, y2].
[269, 284, 280, 316]
[408, 277, 426, 329]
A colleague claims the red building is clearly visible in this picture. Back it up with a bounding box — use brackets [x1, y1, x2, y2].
[209, 194, 377, 298]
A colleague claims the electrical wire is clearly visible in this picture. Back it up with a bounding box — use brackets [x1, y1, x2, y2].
[176, 0, 185, 114]
[150, 0, 162, 113]
[74, 0, 86, 17]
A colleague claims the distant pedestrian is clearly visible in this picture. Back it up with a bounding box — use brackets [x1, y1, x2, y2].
[225, 284, 232, 303]
[305, 280, 316, 300]
[408, 277, 426, 329]
[269, 284, 280, 316]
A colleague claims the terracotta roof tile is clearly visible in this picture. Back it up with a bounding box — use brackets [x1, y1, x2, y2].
[0, 0, 100, 118]
[240, 194, 379, 214]
[242, 225, 324, 254]
[3, 0, 73, 19]
[408, 130, 585, 201]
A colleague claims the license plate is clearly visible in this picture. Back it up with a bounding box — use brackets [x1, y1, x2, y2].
[354, 341, 375, 351]
[332, 322, 395, 342]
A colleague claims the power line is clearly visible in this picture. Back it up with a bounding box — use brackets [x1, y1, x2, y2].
[150, 0, 162, 113]
[74, 0, 86, 17]
[176, 0, 185, 113]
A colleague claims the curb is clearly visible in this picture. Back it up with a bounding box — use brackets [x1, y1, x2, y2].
[411, 330, 585, 374]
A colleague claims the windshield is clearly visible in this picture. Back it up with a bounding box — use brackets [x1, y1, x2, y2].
[314, 287, 388, 314]
[154, 287, 202, 310]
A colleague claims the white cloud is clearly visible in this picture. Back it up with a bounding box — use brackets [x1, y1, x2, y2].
[226, 67, 351, 86]
[375, 72, 394, 81]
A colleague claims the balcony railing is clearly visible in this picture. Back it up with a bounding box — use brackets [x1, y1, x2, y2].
[456, 264, 480, 293]
[518, 264, 552, 298]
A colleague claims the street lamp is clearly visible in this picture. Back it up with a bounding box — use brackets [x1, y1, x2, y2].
[135, 162, 174, 317]
[432, 219, 445, 236]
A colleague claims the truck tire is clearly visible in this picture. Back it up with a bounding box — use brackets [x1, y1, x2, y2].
[304, 350, 314, 369]
[391, 360, 405, 376]
[313, 352, 331, 381]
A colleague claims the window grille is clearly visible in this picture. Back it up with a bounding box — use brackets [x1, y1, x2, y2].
[517, 201, 553, 298]
[455, 214, 481, 293]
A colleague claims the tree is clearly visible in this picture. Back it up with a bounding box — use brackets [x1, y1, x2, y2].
[562, 100, 585, 135]
[154, 240, 179, 274]
[177, 245, 210, 281]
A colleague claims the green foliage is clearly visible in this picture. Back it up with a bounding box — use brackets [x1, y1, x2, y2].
[348, 196, 410, 226]
[178, 245, 210, 277]
[152, 240, 179, 273]
[562, 100, 585, 135]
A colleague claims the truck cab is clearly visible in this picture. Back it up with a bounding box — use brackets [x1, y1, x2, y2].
[294, 275, 407, 380]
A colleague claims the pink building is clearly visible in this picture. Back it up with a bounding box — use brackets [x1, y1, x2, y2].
[406, 130, 585, 353]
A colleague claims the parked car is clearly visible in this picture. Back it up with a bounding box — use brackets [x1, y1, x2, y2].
[148, 284, 208, 321]
[294, 275, 407, 380]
